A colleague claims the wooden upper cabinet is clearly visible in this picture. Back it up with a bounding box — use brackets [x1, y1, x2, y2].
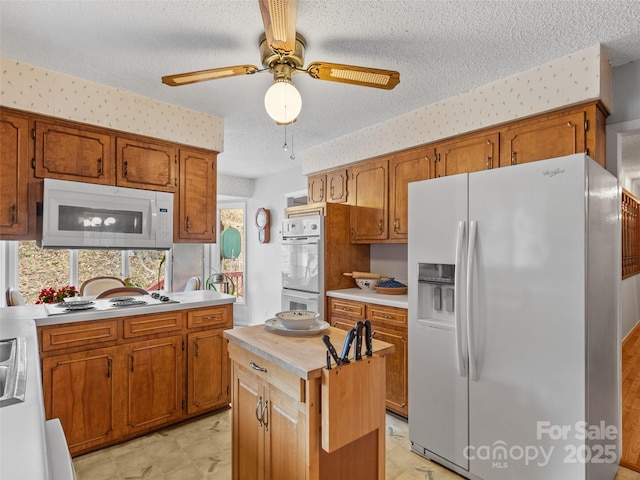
[350, 159, 389, 242]
[176, 148, 217, 242]
[327, 169, 349, 203]
[116, 137, 177, 192]
[308, 173, 326, 203]
[0, 112, 30, 236]
[307, 168, 349, 204]
[499, 111, 586, 167]
[389, 147, 432, 240]
[435, 132, 499, 177]
[34, 121, 114, 185]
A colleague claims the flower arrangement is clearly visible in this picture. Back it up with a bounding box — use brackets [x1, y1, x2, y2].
[36, 285, 78, 304]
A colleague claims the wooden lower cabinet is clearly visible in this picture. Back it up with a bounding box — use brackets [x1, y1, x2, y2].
[39, 305, 232, 455]
[328, 297, 408, 417]
[41, 347, 120, 453]
[232, 364, 306, 480]
[124, 335, 183, 434]
[187, 329, 229, 414]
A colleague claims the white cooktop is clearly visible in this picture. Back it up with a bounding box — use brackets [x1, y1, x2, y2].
[43, 294, 179, 317]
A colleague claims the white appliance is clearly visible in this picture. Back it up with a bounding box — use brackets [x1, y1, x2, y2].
[42, 178, 173, 250]
[408, 154, 618, 480]
[281, 215, 324, 319]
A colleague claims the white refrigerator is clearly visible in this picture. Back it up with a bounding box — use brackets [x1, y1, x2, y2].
[408, 153, 619, 480]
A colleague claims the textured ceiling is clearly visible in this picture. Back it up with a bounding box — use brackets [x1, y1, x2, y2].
[1, 0, 640, 179]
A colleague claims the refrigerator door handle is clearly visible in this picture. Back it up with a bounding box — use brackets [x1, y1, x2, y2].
[455, 220, 467, 377]
[467, 220, 479, 381]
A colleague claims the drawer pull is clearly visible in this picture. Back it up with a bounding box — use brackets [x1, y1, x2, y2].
[250, 360, 267, 373]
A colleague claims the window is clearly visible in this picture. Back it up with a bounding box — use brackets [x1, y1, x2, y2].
[207, 202, 245, 303]
[10, 241, 166, 304]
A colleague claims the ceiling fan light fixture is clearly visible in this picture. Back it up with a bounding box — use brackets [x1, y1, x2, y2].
[264, 78, 301, 125]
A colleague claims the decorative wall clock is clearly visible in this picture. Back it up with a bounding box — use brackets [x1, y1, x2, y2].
[255, 207, 271, 244]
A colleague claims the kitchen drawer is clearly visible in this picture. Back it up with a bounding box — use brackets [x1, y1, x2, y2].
[329, 298, 366, 320]
[227, 342, 304, 402]
[187, 307, 230, 329]
[368, 305, 407, 328]
[123, 312, 183, 338]
[39, 319, 119, 352]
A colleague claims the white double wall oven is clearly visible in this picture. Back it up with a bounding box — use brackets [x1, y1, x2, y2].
[281, 215, 324, 320]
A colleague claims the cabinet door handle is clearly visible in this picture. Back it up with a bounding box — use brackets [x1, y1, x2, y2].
[9, 204, 17, 225]
[486, 156, 492, 169]
[107, 358, 112, 378]
[194, 340, 199, 358]
[255, 396, 263, 427]
[123, 160, 128, 178]
[185, 216, 190, 232]
[97, 158, 103, 175]
[393, 218, 399, 233]
[130, 355, 134, 372]
[250, 360, 267, 373]
[511, 151, 517, 165]
[262, 400, 269, 431]
[379, 219, 384, 232]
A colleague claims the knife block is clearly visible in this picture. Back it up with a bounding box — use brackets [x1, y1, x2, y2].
[321, 355, 386, 453]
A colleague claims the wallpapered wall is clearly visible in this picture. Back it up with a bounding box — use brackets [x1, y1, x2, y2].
[0, 57, 224, 153]
[302, 44, 612, 175]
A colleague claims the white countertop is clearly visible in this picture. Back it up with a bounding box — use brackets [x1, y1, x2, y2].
[327, 288, 408, 309]
[0, 305, 52, 480]
[34, 290, 235, 326]
[0, 290, 235, 480]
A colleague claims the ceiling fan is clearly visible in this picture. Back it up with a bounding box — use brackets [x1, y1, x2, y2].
[161, 0, 400, 124]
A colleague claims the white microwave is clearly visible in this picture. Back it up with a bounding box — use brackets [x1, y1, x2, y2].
[42, 178, 173, 250]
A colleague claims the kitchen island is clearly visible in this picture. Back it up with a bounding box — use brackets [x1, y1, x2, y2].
[0, 290, 235, 479]
[224, 324, 394, 480]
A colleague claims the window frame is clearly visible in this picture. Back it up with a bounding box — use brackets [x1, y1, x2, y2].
[208, 200, 246, 305]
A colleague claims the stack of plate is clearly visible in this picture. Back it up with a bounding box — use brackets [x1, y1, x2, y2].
[265, 310, 329, 336]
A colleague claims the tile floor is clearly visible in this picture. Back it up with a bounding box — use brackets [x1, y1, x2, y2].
[74, 409, 640, 480]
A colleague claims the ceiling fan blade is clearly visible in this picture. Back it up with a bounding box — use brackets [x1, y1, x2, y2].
[162, 65, 260, 86]
[259, 0, 297, 55]
[306, 62, 400, 90]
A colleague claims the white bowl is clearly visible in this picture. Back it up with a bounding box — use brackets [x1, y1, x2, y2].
[355, 278, 379, 290]
[275, 310, 320, 330]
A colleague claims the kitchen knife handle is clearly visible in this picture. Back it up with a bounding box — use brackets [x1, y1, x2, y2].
[354, 321, 364, 360]
[340, 328, 356, 364]
[364, 320, 373, 357]
[322, 334, 341, 366]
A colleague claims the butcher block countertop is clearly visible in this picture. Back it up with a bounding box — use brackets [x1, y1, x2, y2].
[223, 324, 395, 380]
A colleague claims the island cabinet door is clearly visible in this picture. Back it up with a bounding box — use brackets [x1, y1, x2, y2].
[264, 384, 306, 480]
[187, 330, 229, 414]
[41, 347, 121, 454]
[123, 335, 184, 435]
[232, 363, 306, 480]
[232, 366, 262, 480]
